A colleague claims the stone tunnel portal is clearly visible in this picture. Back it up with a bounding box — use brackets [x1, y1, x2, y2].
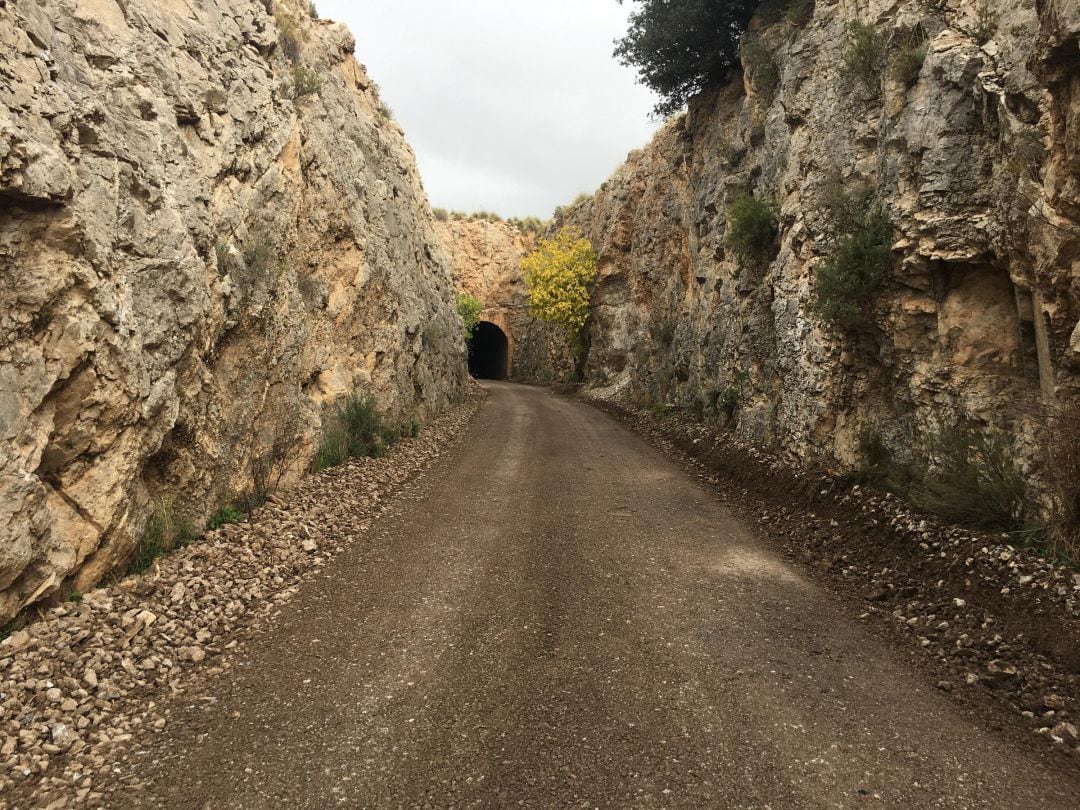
[468, 321, 510, 380]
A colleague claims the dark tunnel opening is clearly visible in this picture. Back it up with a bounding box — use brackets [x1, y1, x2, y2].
[468, 321, 509, 380]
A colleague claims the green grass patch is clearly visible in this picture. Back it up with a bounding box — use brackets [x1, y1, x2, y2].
[129, 499, 200, 574]
[313, 394, 409, 472]
[209, 504, 246, 530]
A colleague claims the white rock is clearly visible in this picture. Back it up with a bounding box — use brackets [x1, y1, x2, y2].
[2, 630, 31, 652]
[1053, 722, 1079, 740]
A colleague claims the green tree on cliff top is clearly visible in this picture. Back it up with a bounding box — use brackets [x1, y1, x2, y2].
[615, 0, 762, 117]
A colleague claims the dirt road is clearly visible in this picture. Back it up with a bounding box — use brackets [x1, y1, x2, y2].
[115, 383, 1080, 808]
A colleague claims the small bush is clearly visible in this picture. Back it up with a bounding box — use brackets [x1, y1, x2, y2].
[967, 0, 998, 46]
[813, 193, 892, 329]
[510, 216, 546, 235]
[242, 400, 306, 513]
[1008, 126, 1046, 182]
[717, 139, 745, 167]
[209, 504, 245, 530]
[740, 36, 779, 98]
[456, 292, 483, 341]
[848, 427, 917, 489]
[432, 207, 450, 222]
[340, 395, 387, 458]
[783, 0, 814, 28]
[129, 499, 199, 574]
[908, 418, 1031, 533]
[892, 28, 928, 86]
[291, 66, 322, 99]
[222, 234, 285, 298]
[274, 8, 305, 64]
[313, 394, 393, 472]
[313, 420, 348, 472]
[726, 194, 778, 269]
[840, 20, 886, 97]
[307, 2, 318, 20]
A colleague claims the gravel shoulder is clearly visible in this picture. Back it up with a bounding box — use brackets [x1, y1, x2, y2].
[586, 394, 1080, 766]
[0, 389, 485, 807]
[72, 383, 1080, 807]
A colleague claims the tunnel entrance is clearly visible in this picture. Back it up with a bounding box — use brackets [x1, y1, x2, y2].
[468, 321, 509, 380]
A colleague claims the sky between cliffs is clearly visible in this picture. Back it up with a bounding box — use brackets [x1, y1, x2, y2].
[316, 0, 660, 220]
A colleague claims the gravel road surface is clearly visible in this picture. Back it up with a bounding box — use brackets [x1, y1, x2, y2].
[114, 383, 1080, 808]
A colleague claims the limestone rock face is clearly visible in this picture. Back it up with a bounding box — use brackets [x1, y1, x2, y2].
[0, 0, 466, 620]
[564, 0, 1079, 478]
[437, 218, 572, 382]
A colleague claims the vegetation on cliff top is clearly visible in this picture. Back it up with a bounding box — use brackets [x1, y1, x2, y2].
[615, 0, 761, 116]
[616, 0, 816, 115]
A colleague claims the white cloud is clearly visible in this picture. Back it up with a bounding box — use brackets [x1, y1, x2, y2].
[316, 0, 659, 218]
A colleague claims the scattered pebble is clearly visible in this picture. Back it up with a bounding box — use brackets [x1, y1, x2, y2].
[588, 393, 1080, 761]
[0, 389, 484, 804]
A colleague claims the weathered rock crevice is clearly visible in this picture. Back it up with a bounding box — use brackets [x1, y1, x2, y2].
[0, 0, 467, 620]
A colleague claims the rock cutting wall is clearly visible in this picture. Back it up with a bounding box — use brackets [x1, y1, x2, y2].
[0, 0, 466, 620]
[437, 218, 573, 383]
[565, 0, 1079, 484]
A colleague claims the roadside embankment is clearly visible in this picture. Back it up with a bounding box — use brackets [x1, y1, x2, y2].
[0, 388, 484, 805]
[587, 394, 1080, 764]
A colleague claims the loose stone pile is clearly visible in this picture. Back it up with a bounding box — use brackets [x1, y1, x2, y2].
[591, 396, 1080, 762]
[0, 392, 483, 806]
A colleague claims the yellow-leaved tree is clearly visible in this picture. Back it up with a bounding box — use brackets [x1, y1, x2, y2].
[521, 228, 598, 356]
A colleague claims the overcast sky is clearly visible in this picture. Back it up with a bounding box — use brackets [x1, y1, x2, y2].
[316, 0, 660, 219]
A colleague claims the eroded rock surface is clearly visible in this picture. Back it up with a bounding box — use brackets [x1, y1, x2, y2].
[564, 0, 1079, 483]
[0, 0, 466, 620]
